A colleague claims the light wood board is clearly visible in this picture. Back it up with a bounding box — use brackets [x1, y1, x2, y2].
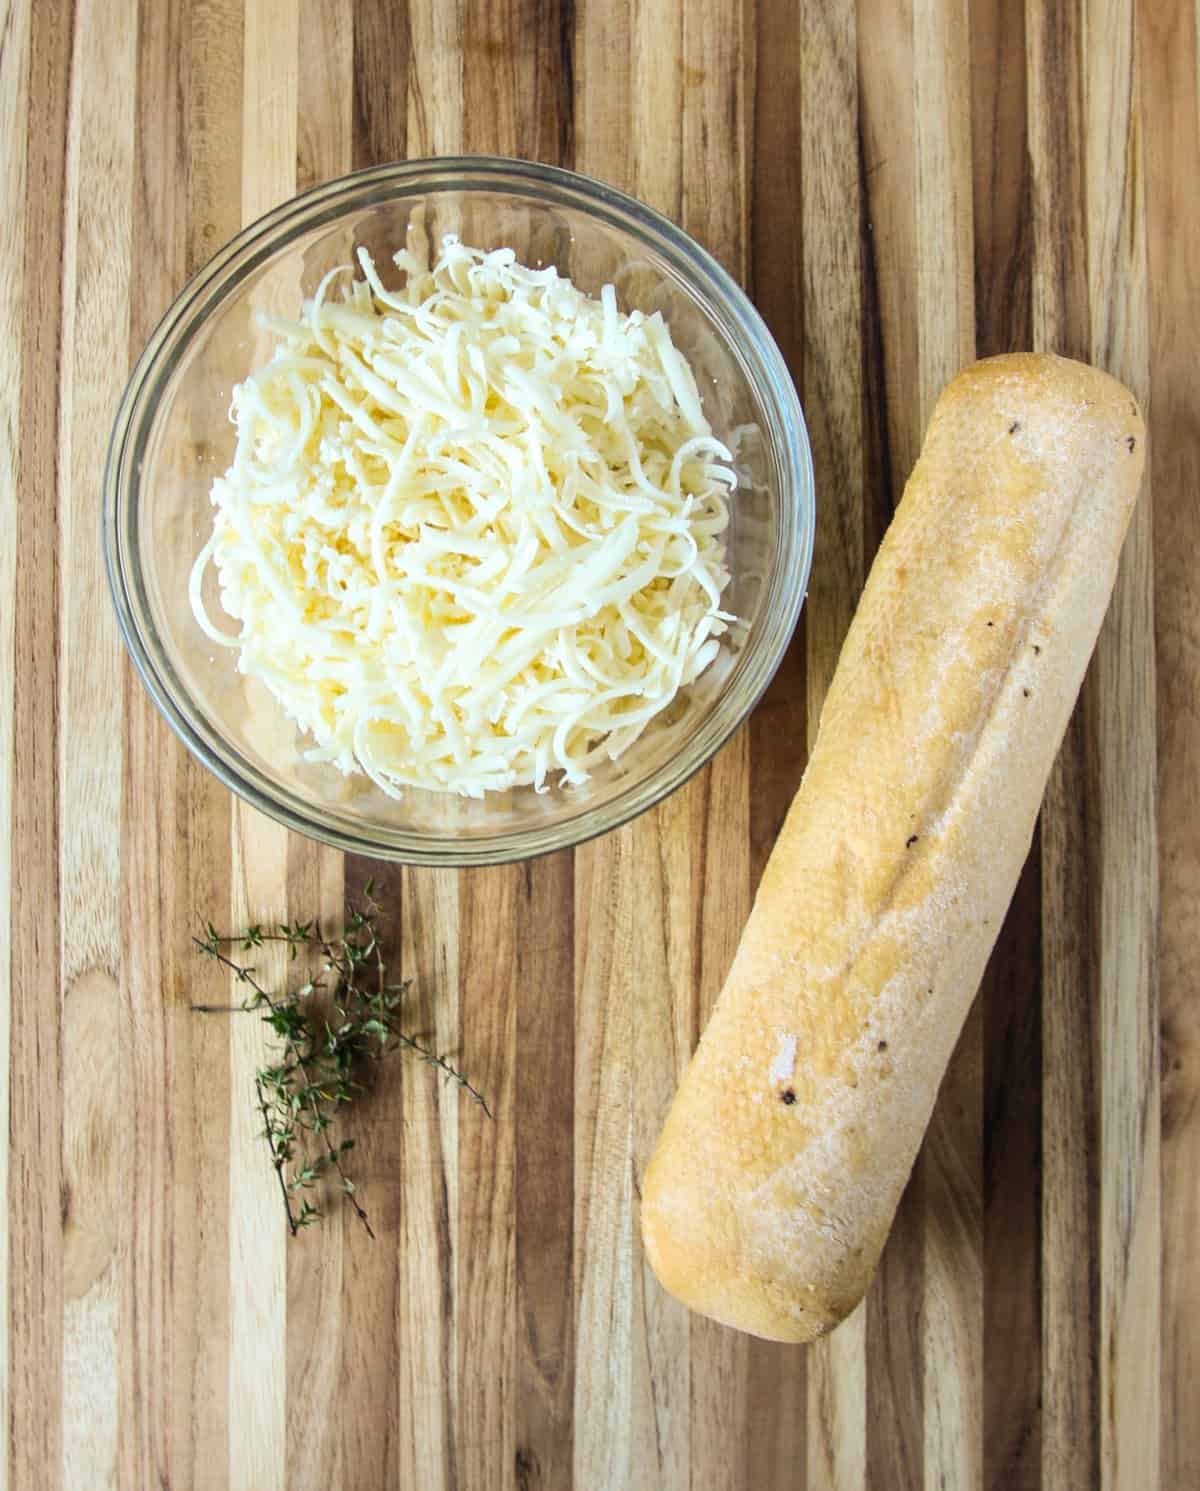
[3, 1, 1195, 1487]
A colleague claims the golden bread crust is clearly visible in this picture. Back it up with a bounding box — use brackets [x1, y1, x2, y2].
[640, 353, 1145, 1342]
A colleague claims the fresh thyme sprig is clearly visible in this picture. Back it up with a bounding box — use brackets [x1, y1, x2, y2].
[193, 881, 490, 1237]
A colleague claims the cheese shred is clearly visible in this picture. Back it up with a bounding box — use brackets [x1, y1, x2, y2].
[191, 235, 736, 797]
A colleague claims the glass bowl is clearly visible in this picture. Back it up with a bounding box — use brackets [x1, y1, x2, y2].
[105, 158, 814, 866]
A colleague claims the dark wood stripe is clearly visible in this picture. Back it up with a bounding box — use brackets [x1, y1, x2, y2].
[1027, 5, 1100, 1489]
[462, 0, 575, 162]
[513, 850, 576, 1491]
[1039, 704, 1102, 1491]
[969, 0, 1031, 361]
[980, 853, 1043, 1491]
[868, 1179, 925, 1491]
[1142, 4, 1200, 1485]
[351, 0, 409, 170]
[1026, 0, 1090, 361]
[967, 0, 1036, 1485]
[857, 0, 921, 490]
[966, 6, 1041, 1488]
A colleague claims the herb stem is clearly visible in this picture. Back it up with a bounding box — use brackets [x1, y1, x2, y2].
[389, 1030, 493, 1118]
[193, 935, 376, 1238]
[191, 892, 487, 1239]
[257, 1076, 299, 1235]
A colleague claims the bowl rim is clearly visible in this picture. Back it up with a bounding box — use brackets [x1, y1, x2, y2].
[104, 155, 815, 866]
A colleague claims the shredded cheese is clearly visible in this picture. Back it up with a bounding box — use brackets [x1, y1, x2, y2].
[191, 235, 737, 798]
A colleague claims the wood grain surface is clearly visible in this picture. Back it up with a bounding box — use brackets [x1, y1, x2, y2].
[2, 2, 1195, 1488]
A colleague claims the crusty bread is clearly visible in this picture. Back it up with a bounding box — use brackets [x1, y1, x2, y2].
[640, 353, 1145, 1343]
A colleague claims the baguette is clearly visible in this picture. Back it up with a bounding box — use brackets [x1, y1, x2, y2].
[640, 353, 1145, 1343]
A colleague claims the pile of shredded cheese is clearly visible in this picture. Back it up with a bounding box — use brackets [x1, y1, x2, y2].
[191, 235, 737, 797]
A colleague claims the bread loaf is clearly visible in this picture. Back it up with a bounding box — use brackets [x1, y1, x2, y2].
[640, 353, 1145, 1342]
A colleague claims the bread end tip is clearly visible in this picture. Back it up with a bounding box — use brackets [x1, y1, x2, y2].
[640, 1164, 858, 1345]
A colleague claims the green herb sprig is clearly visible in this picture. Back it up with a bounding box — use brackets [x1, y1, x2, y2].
[193, 881, 489, 1237]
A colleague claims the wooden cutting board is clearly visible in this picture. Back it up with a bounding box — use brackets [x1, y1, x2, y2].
[4, 2, 1197, 1488]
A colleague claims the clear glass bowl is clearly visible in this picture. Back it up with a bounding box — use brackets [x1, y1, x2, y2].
[105, 158, 814, 865]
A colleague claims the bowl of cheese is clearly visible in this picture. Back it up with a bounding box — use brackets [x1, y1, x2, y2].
[106, 158, 814, 864]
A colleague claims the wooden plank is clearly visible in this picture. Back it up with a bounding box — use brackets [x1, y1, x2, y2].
[513, 853, 576, 1491]
[283, 849, 354, 1487]
[9, 3, 73, 1486]
[1026, 0, 1089, 363]
[391, 16, 464, 1489]
[4, 4, 1192, 1486]
[1083, 7, 1158, 1489]
[462, 0, 573, 164]
[453, 17, 576, 1491]
[632, 0, 683, 218]
[228, 7, 299, 1489]
[743, 0, 830, 1482]
[1030, 7, 1160, 1491]
[678, 11, 755, 1490]
[121, 4, 242, 1488]
[184, 0, 245, 276]
[408, 0, 463, 158]
[776, 0, 868, 1485]
[284, 10, 356, 1485]
[1141, 5, 1200, 1485]
[456, 867, 518, 1491]
[968, 6, 1041, 1489]
[911, 6, 982, 1491]
[0, 5, 29, 1489]
[143, 6, 242, 1489]
[122, 6, 188, 1487]
[857, 0, 922, 487]
[855, 6, 926, 1489]
[574, 0, 632, 191]
[55, 2, 136, 1487]
[969, 0, 1031, 363]
[574, 17, 691, 1490]
[686, 754, 753, 1491]
[397, 865, 462, 1489]
[351, 0, 408, 171]
[572, 828, 638, 1491]
[1026, 6, 1098, 1489]
[979, 855, 1043, 1491]
[332, 9, 410, 1486]
[297, 0, 351, 193]
[627, 795, 695, 1491]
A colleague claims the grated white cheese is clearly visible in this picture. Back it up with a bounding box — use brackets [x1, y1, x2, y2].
[191, 235, 737, 798]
